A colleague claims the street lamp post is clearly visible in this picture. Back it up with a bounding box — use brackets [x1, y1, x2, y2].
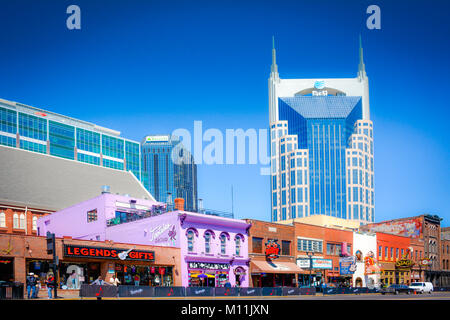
[307, 251, 314, 288]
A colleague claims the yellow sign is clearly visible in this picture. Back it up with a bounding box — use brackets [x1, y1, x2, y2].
[395, 259, 414, 269]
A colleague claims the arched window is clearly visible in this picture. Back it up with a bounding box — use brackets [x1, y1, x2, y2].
[235, 236, 241, 256]
[0, 212, 5, 228]
[187, 230, 195, 252]
[220, 234, 227, 254]
[32, 216, 38, 231]
[205, 232, 212, 253]
[19, 214, 26, 229]
[13, 214, 19, 229]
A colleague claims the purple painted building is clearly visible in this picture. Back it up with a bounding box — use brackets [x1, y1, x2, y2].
[37, 193, 250, 287]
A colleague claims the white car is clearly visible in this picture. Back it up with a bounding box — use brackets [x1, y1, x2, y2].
[409, 282, 434, 294]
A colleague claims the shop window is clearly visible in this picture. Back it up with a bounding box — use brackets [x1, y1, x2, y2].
[0, 212, 5, 228]
[220, 234, 227, 254]
[187, 230, 195, 252]
[87, 209, 98, 222]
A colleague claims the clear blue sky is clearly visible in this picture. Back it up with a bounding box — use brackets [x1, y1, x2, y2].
[1, 0, 449, 226]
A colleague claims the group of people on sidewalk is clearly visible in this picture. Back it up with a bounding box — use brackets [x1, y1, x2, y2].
[26, 272, 56, 299]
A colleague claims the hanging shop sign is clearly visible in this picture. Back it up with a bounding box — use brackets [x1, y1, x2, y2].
[340, 256, 357, 275]
[395, 259, 415, 270]
[265, 239, 280, 260]
[364, 251, 381, 275]
[64, 245, 155, 262]
[188, 262, 229, 270]
[419, 258, 431, 266]
[234, 268, 246, 275]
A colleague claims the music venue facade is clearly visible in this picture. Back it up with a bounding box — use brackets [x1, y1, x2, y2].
[37, 193, 251, 288]
[245, 219, 303, 287]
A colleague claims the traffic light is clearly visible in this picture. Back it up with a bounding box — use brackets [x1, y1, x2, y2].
[46, 231, 55, 255]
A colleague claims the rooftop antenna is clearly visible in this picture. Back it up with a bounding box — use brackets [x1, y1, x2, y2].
[231, 185, 234, 217]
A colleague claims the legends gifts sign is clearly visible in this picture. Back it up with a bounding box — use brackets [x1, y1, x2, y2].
[64, 245, 155, 262]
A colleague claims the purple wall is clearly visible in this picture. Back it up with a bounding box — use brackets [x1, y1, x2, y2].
[37, 193, 251, 287]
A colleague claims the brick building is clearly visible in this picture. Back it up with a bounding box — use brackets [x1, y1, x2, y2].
[245, 219, 302, 287]
[0, 233, 181, 295]
[361, 214, 443, 286]
[376, 232, 413, 285]
[441, 227, 450, 286]
[293, 222, 354, 287]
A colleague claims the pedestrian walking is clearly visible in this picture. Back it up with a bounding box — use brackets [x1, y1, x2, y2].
[46, 273, 56, 299]
[109, 275, 121, 286]
[34, 275, 40, 298]
[134, 274, 140, 286]
[26, 273, 37, 299]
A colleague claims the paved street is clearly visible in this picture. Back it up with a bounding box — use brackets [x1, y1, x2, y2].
[33, 291, 450, 300]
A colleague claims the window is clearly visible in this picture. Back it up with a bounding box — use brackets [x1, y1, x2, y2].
[87, 209, 98, 222]
[282, 240, 291, 256]
[235, 236, 241, 256]
[205, 232, 212, 253]
[187, 230, 195, 252]
[298, 238, 322, 253]
[290, 171, 296, 186]
[396, 248, 399, 259]
[385, 246, 388, 259]
[378, 246, 382, 258]
[390, 248, 393, 259]
[220, 234, 227, 254]
[32, 216, 38, 231]
[253, 237, 263, 253]
[272, 176, 277, 190]
[401, 249, 404, 257]
[0, 212, 5, 228]
[19, 214, 25, 229]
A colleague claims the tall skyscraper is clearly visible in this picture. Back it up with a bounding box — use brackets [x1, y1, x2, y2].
[141, 135, 198, 212]
[0, 98, 141, 180]
[269, 37, 374, 225]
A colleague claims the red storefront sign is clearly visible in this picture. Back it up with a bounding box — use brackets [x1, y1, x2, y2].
[64, 245, 155, 262]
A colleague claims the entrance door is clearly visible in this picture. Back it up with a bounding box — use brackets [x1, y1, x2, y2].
[0, 258, 14, 281]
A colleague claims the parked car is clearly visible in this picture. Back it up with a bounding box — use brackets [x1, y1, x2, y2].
[409, 282, 433, 294]
[380, 284, 415, 295]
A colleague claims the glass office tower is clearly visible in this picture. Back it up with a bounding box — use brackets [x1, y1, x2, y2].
[0, 98, 141, 180]
[269, 38, 374, 225]
[141, 135, 198, 212]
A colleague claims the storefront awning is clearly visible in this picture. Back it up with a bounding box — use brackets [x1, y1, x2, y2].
[251, 260, 304, 274]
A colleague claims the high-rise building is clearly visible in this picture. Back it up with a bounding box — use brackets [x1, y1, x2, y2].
[269, 37, 374, 225]
[0, 98, 141, 180]
[141, 135, 198, 212]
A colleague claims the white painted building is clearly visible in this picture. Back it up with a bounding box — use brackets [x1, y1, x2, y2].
[352, 231, 380, 288]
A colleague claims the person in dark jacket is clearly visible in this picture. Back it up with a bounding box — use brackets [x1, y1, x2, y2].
[46, 274, 56, 299]
[26, 273, 37, 299]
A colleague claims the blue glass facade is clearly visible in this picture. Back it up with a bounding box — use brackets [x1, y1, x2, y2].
[0, 100, 141, 181]
[278, 96, 363, 219]
[141, 136, 198, 212]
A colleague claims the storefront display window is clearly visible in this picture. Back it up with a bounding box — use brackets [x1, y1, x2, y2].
[115, 265, 173, 286]
[60, 263, 87, 289]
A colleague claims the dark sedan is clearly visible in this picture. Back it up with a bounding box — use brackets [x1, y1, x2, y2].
[381, 284, 415, 295]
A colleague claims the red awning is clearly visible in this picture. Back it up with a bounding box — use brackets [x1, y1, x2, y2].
[251, 260, 304, 274]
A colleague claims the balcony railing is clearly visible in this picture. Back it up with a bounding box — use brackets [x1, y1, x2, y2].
[106, 206, 168, 227]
